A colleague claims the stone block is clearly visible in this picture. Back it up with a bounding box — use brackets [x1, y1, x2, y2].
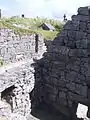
[76, 39, 87, 49]
[80, 85, 87, 97]
[78, 6, 90, 16]
[69, 49, 87, 57]
[80, 66, 88, 75]
[68, 92, 86, 102]
[67, 30, 76, 38]
[75, 31, 87, 40]
[66, 82, 76, 92]
[79, 21, 87, 31]
[66, 71, 77, 81]
[66, 40, 76, 48]
[64, 20, 79, 31]
[57, 79, 66, 88]
[72, 15, 89, 22]
[59, 91, 66, 99]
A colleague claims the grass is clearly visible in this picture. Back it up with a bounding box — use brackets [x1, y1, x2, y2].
[0, 58, 4, 67]
[0, 17, 64, 40]
[2, 17, 63, 29]
[35, 29, 58, 40]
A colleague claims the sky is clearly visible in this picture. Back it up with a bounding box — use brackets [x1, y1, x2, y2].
[0, 0, 90, 20]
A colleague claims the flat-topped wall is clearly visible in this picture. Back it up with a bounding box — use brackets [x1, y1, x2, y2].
[0, 28, 47, 120]
[0, 28, 46, 63]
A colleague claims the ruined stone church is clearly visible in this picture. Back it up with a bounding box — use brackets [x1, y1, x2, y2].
[0, 6, 90, 120]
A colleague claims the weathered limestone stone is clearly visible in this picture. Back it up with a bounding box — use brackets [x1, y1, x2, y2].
[1, 5, 90, 120]
[79, 21, 87, 31]
[72, 14, 89, 22]
[0, 29, 46, 63]
[78, 6, 90, 16]
[0, 29, 46, 120]
[31, 6, 90, 120]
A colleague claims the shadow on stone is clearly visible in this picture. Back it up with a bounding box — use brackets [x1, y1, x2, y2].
[30, 6, 90, 120]
[1, 85, 16, 111]
[31, 102, 69, 120]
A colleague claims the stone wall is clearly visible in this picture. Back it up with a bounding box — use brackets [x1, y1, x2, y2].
[1, 6, 90, 120]
[0, 29, 46, 120]
[0, 29, 46, 63]
[0, 60, 34, 119]
[32, 6, 90, 119]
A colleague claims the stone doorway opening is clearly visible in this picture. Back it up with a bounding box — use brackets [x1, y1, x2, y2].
[1, 85, 16, 111]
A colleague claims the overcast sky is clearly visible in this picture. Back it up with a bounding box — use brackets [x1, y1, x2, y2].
[0, 0, 90, 20]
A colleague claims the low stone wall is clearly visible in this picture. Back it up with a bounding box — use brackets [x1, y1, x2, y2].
[0, 29, 46, 63]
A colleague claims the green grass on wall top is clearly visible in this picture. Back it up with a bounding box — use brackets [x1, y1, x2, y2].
[0, 17, 64, 40]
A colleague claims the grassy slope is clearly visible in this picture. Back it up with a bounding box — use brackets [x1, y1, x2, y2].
[0, 17, 63, 40]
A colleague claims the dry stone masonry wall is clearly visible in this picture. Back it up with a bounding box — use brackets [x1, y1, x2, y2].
[0, 29, 46, 120]
[1, 6, 90, 120]
[0, 28, 46, 63]
[32, 6, 90, 119]
[0, 61, 34, 120]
